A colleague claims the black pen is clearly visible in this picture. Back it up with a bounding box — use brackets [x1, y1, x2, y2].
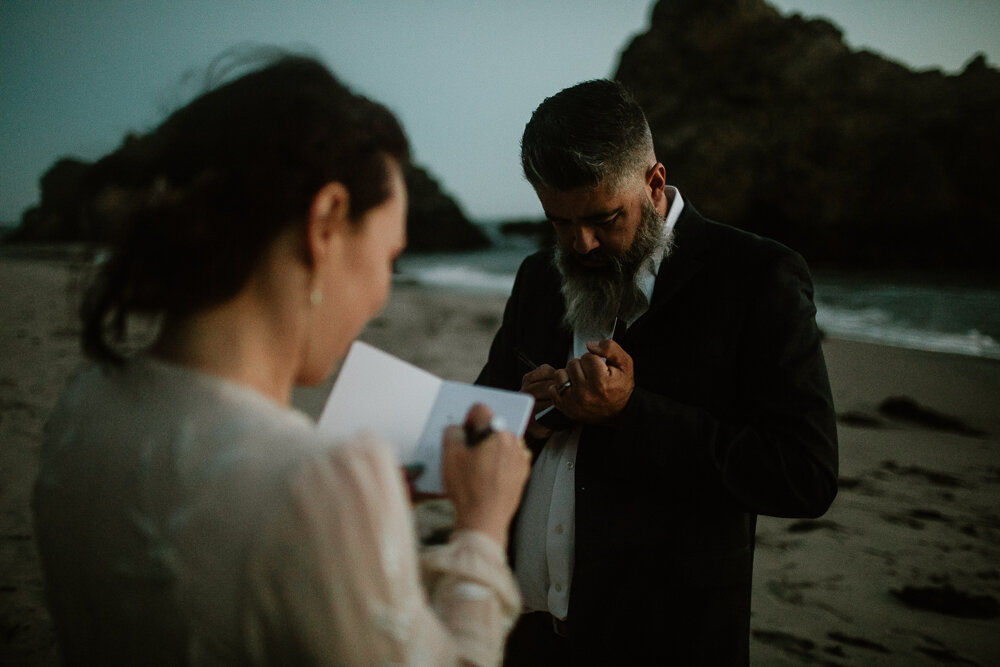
[515, 348, 571, 394]
[515, 317, 628, 394]
[464, 416, 507, 447]
[514, 348, 538, 371]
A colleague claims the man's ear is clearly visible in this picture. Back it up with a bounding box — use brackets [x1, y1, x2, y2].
[306, 182, 351, 265]
[645, 162, 668, 215]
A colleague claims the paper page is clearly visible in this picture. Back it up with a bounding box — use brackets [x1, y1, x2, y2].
[318, 341, 440, 465]
[413, 381, 534, 494]
[318, 340, 534, 495]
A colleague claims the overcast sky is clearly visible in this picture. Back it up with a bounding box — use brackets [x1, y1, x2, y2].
[2, 0, 998, 224]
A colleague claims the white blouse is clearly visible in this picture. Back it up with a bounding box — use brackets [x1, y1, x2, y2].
[33, 357, 520, 666]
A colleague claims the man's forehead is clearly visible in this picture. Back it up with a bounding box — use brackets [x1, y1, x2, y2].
[536, 182, 631, 221]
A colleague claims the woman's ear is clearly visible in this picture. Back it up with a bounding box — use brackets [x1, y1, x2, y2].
[306, 182, 351, 265]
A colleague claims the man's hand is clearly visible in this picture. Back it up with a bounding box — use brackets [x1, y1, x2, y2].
[549, 339, 634, 424]
[520, 364, 558, 439]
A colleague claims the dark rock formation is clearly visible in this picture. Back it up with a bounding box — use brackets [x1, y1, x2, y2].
[614, 0, 1000, 271]
[877, 396, 985, 437]
[9, 158, 93, 242]
[891, 583, 1000, 619]
[404, 164, 489, 252]
[498, 218, 555, 246]
[8, 152, 490, 253]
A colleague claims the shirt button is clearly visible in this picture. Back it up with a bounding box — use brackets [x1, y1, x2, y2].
[566, 461, 574, 470]
[554, 583, 563, 593]
[554, 524, 564, 535]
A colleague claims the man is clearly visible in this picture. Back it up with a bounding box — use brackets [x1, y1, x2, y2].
[477, 80, 838, 665]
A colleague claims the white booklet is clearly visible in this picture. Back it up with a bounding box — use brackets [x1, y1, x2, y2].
[318, 341, 533, 494]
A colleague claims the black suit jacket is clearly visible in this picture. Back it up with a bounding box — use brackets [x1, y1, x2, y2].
[477, 203, 838, 664]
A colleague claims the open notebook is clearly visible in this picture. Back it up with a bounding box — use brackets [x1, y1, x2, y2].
[318, 341, 533, 493]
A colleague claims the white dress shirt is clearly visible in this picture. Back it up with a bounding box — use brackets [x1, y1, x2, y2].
[513, 188, 685, 619]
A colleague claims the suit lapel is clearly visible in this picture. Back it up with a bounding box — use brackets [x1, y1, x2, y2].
[541, 294, 573, 368]
[628, 204, 710, 334]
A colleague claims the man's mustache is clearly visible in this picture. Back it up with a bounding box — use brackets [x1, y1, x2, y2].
[563, 249, 618, 272]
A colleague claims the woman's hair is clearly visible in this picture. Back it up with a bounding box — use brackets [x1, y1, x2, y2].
[520, 79, 653, 191]
[82, 52, 410, 364]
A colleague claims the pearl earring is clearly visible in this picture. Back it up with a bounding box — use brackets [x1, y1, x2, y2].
[310, 288, 323, 306]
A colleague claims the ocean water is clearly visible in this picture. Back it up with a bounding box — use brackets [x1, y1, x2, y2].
[397, 234, 1000, 361]
[811, 272, 1000, 360]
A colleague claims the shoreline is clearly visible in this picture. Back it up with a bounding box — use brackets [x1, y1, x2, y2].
[5, 242, 1000, 362]
[2, 255, 998, 665]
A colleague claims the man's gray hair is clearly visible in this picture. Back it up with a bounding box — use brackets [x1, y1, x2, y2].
[521, 79, 654, 191]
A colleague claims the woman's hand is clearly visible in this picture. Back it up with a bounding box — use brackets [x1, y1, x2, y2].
[442, 404, 531, 550]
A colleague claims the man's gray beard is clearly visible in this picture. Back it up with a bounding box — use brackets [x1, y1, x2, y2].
[553, 199, 673, 335]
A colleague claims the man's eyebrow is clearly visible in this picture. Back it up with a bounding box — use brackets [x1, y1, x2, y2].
[584, 207, 623, 222]
[544, 207, 623, 223]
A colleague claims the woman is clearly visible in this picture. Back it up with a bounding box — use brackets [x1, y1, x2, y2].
[33, 54, 530, 665]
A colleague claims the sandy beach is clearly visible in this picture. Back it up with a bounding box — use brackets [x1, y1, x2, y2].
[2, 249, 998, 665]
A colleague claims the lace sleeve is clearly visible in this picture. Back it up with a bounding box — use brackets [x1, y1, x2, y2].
[422, 530, 522, 666]
[244, 436, 520, 666]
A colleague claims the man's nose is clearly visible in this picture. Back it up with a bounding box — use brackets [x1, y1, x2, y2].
[573, 226, 599, 254]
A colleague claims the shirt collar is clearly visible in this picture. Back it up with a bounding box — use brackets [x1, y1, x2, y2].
[635, 185, 683, 308]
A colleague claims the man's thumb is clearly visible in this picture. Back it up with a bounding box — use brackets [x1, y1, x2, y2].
[587, 339, 627, 367]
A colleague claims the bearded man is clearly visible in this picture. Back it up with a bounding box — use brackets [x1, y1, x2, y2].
[477, 80, 838, 665]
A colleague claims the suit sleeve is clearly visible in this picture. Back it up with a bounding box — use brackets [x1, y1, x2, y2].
[615, 250, 838, 519]
[476, 260, 529, 392]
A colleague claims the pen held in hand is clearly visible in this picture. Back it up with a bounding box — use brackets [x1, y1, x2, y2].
[464, 416, 507, 447]
[515, 348, 572, 395]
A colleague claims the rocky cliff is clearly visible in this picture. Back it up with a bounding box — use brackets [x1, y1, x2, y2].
[614, 0, 1000, 270]
[7, 153, 489, 253]
[404, 165, 490, 251]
